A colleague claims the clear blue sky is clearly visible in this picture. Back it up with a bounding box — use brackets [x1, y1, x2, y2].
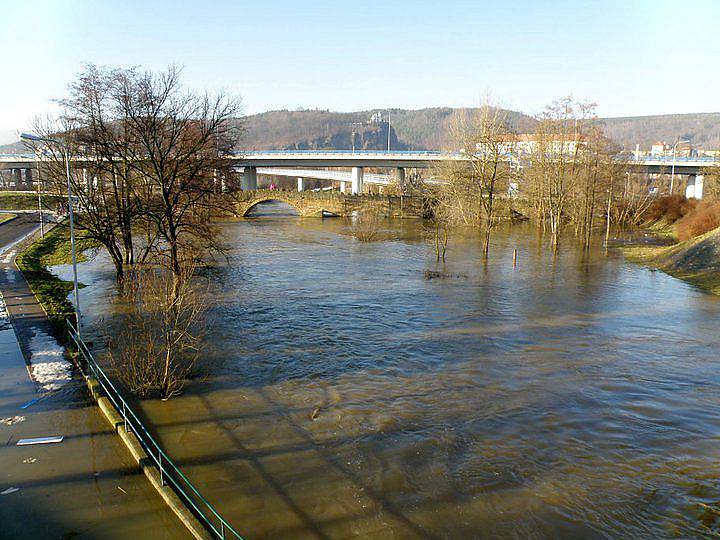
[1, 0, 719, 135]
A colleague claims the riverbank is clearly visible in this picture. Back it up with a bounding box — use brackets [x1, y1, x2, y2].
[14, 225, 97, 340]
[624, 226, 720, 295]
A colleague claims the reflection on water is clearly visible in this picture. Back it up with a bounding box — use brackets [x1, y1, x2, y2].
[75, 202, 720, 538]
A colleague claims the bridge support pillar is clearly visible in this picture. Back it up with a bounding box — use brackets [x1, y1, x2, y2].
[686, 174, 704, 199]
[242, 166, 258, 190]
[297, 177, 304, 192]
[24, 168, 33, 189]
[396, 167, 406, 191]
[12, 169, 22, 189]
[351, 166, 364, 195]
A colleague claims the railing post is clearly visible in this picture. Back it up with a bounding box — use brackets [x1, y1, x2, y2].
[221, 521, 225, 539]
[122, 402, 129, 432]
[159, 450, 164, 486]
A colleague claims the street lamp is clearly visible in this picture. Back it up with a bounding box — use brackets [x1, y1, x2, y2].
[20, 132, 81, 336]
[34, 160, 44, 238]
[670, 139, 690, 195]
[350, 122, 362, 153]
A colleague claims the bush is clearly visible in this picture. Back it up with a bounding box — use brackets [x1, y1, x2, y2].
[677, 200, 720, 241]
[353, 211, 383, 242]
[107, 268, 205, 400]
[645, 195, 697, 224]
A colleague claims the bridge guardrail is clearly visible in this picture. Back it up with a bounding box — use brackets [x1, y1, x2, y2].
[67, 320, 243, 540]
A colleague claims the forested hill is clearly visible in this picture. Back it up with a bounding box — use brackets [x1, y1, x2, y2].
[599, 113, 720, 150]
[3, 109, 720, 154]
[240, 108, 536, 151]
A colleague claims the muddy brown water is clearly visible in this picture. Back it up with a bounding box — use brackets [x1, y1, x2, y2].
[59, 202, 720, 539]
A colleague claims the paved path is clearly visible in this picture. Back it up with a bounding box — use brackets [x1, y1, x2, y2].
[0, 215, 189, 539]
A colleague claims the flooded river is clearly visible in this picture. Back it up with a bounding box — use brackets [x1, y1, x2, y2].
[69, 202, 720, 538]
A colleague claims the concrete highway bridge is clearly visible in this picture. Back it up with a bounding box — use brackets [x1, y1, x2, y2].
[2, 150, 717, 197]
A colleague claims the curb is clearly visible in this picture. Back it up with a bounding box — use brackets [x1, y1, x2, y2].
[86, 377, 213, 540]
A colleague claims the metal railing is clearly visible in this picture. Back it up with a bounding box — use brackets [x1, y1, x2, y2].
[67, 320, 243, 540]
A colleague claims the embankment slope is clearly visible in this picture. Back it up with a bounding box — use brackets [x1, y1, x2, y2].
[626, 226, 720, 294]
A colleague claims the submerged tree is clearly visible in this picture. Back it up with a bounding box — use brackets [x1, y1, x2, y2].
[25, 64, 243, 400]
[430, 104, 516, 255]
[112, 66, 242, 294]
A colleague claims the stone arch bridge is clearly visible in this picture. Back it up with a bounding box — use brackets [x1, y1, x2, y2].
[234, 190, 426, 218]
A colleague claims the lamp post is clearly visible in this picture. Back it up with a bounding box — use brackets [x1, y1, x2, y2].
[670, 139, 690, 195]
[35, 160, 44, 238]
[20, 133, 81, 335]
[350, 122, 362, 153]
[387, 110, 391, 152]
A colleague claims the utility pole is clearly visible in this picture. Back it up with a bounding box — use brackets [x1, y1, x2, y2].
[387, 110, 391, 152]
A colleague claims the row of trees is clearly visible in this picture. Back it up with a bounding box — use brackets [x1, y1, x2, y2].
[30, 64, 242, 398]
[428, 97, 654, 255]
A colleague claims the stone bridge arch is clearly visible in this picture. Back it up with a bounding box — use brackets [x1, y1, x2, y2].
[233, 189, 425, 218]
[240, 195, 304, 217]
[235, 190, 343, 217]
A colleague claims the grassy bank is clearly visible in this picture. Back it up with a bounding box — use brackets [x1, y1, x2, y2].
[15, 225, 99, 340]
[624, 227, 720, 295]
[0, 213, 17, 225]
[0, 191, 64, 211]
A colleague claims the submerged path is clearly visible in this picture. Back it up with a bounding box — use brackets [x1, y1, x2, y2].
[0, 214, 188, 539]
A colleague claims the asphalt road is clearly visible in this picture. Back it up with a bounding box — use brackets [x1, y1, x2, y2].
[0, 213, 42, 250]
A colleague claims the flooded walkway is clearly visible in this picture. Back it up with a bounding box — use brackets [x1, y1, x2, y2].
[0, 215, 188, 539]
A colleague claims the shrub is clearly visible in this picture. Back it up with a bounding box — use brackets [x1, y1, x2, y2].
[645, 195, 697, 224]
[107, 267, 205, 400]
[677, 200, 720, 241]
[353, 211, 383, 242]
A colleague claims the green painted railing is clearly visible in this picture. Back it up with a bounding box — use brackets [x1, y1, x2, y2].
[67, 320, 243, 540]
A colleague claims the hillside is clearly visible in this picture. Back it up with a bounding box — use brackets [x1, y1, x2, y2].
[240, 107, 535, 151]
[600, 113, 720, 150]
[3, 109, 720, 153]
[241, 109, 720, 151]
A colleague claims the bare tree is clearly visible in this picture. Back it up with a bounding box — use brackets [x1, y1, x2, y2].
[430, 105, 516, 255]
[524, 97, 593, 250]
[25, 64, 243, 284]
[111, 66, 242, 295]
[26, 112, 145, 281]
[353, 210, 383, 241]
[611, 171, 654, 227]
